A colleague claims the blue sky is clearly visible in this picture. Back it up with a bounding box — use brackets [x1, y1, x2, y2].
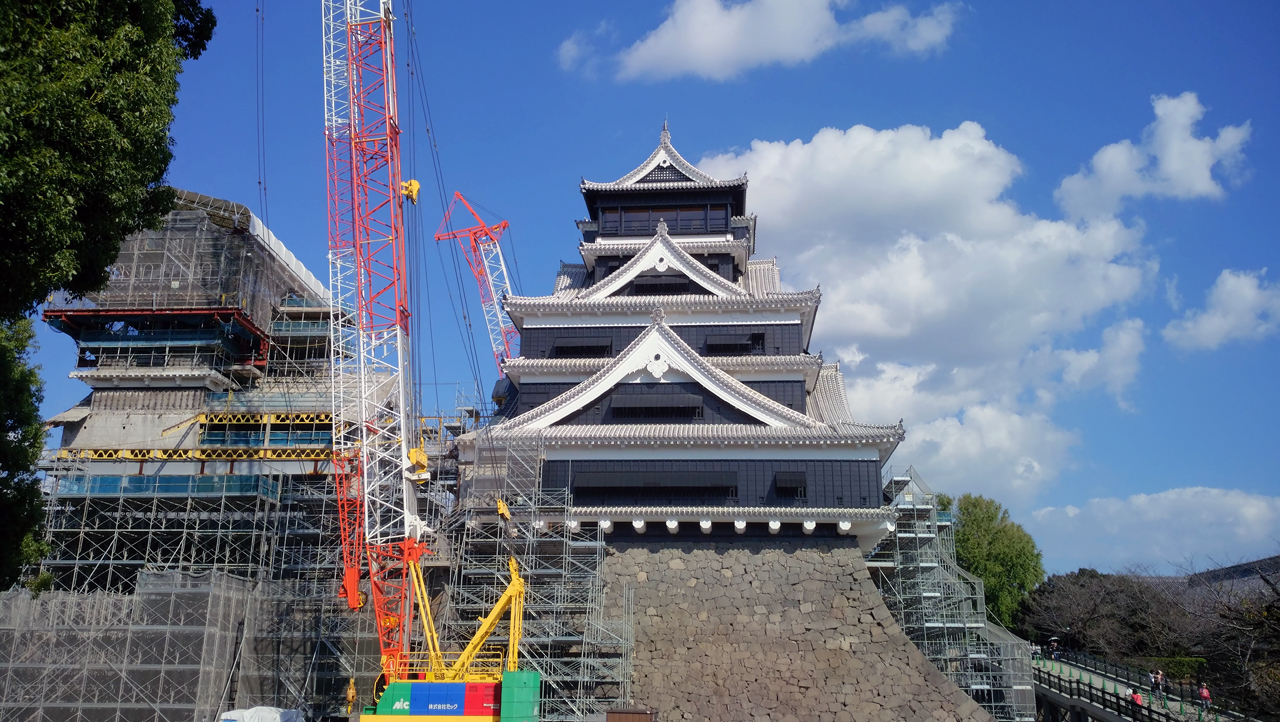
[33, 0, 1280, 574]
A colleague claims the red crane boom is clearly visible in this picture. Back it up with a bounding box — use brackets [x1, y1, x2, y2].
[435, 192, 520, 375]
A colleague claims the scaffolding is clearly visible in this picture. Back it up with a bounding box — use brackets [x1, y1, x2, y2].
[868, 467, 1035, 722]
[0, 570, 249, 722]
[233, 578, 383, 719]
[45, 190, 326, 329]
[5, 194, 384, 721]
[444, 431, 634, 721]
[8, 193, 633, 721]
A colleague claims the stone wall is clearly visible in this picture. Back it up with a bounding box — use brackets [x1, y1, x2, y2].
[601, 535, 993, 722]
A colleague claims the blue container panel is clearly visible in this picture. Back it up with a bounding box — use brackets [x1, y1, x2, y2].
[410, 682, 466, 716]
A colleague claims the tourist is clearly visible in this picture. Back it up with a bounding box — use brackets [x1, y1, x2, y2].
[1127, 687, 1143, 712]
[1199, 683, 1212, 710]
[1150, 670, 1160, 704]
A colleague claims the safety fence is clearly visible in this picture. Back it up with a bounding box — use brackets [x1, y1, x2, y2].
[1049, 649, 1240, 719]
[1036, 667, 1198, 721]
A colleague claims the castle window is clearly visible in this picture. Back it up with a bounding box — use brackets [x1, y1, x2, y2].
[553, 337, 612, 358]
[610, 393, 704, 421]
[600, 209, 620, 234]
[708, 205, 728, 231]
[677, 207, 706, 233]
[631, 275, 691, 296]
[705, 333, 765, 355]
[774, 471, 807, 499]
[622, 210, 650, 234]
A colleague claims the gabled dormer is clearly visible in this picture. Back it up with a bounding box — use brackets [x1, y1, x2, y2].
[502, 308, 820, 432]
[580, 223, 747, 301]
[579, 123, 751, 248]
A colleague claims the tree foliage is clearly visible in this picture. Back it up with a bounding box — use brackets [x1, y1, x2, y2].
[0, 1, 214, 589]
[0, 0, 216, 321]
[1018, 568, 1191, 659]
[943, 493, 1045, 626]
[1019, 564, 1280, 718]
[1185, 569, 1280, 717]
[0, 318, 45, 589]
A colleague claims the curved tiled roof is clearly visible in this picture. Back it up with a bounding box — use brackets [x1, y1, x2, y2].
[579, 237, 750, 270]
[504, 353, 824, 377]
[494, 421, 904, 446]
[578, 223, 746, 301]
[744, 259, 781, 296]
[570, 505, 898, 521]
[581, 123, 747, 192]
[505, 288, 821, 315]
[809, 363, 855, 425]
[500, 312, 821, 430]
[553, 263, 588, 298]
[581, 177, 747, 192]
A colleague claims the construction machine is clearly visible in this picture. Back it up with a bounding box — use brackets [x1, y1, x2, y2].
[322, 0, 538, 719]
[360, 501, 537, 720]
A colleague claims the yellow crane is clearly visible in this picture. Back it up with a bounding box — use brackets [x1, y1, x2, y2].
[363, 501, 540, 720]
[405, 499, 525, 681]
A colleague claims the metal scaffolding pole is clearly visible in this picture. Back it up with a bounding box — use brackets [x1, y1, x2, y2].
[868, 467, 1036, 722]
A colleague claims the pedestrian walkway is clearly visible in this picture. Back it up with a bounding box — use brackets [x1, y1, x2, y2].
[1036, 656, 1228, 721]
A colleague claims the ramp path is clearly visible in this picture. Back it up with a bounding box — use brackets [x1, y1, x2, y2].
[1035, 655, 1235, 721]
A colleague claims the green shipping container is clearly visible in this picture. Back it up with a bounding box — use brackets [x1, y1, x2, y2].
[499, 671, 540, 722]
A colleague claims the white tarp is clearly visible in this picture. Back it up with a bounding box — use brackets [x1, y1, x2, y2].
[219, 707, 306, 722]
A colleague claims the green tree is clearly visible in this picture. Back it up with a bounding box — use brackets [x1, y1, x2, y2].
[944, 493, 1045, 626]
[0, 1, 215, 320]
[0, 318, 46, 590]
[0, 1, 214, 589]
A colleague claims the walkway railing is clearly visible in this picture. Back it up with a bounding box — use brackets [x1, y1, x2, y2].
[1035, 667, 1190, 721]
[1052, 649, 1238, 719]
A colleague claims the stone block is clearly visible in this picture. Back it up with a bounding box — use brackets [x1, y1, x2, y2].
[601, 537, 994, 721]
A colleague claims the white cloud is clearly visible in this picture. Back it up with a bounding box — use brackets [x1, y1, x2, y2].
[1163, 268, 1280, 350]
[615, 0, 959, 82]
[1058, 318, 1145, 403]
[558, 21, 614, 78]
[558, 33, 586, 72]
[1032, 488, 1280, 573]
[693, 104, 1249, 500]
[846, 3, 960, 55]
[1055, 92, 1251, 219]
[1164, 275, 1182, 311]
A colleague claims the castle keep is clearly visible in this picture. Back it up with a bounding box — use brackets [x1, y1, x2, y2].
[487, 125, 902, 544]
[455, 127, 1001, 720]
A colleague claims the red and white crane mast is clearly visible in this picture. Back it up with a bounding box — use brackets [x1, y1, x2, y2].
[324, 0, 425, 680]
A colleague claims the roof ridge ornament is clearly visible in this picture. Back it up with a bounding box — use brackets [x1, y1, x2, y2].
[660, 119, 671, 145]
[651, 307, 666, 324]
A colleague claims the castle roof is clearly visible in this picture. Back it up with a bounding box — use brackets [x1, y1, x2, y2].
[581, 122, 747, 193]
[501, 308, 818, 430]
[507, 225, 819, 342]
[578, 237, 751, 274]
[503, 353, 825, 390]
[492, 309, 902, 458]
[580, 222, 746, 300]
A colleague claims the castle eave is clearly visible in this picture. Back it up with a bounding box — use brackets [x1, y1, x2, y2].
[569, 506, 897, 547]
[493, 422, 904, 447]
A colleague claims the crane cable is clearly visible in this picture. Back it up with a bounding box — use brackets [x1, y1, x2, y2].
[402, 0, 489, 408]
[254, 1, 270, 227]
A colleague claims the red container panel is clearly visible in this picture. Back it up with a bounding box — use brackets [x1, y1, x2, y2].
[463, 682, 500, 717]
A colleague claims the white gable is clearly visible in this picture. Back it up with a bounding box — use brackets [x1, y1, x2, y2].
[504, 311, 820, 431]
[579, 223, 746, 301]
